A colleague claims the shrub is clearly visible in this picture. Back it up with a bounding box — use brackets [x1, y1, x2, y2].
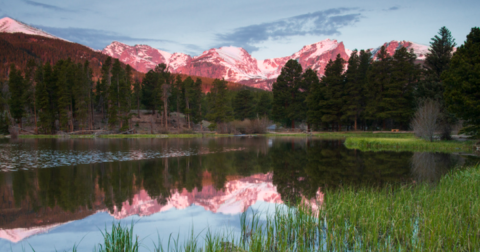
[411, 99, 441, 142]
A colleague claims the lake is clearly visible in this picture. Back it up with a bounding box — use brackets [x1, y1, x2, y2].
[0, 137, 477, 251]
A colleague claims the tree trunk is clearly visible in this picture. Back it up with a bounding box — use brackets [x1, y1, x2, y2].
[34, 102, 38, 134]
[137, 98, 140, 118]
[164, 92, 168, 130]
[150, 115, 154, 134]
[354, 115, 357, 131]
[291, 120, 295, 130]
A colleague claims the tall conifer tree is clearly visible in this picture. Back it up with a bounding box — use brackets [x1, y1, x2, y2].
[366, 46, 392, 129]
[8, 64, 26, 128]
[272, 59, 303, 129]
[416, 26, 457, 139]
[443, 27, 480, 136]
[319, 55, 346, 131]
[233, 89, 255, 121]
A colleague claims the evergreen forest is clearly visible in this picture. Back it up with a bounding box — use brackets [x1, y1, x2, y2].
[1, 26, 479, 137]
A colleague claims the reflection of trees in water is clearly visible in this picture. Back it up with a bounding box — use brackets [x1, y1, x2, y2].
[0, 137, 473, 221]
[411, 152, 461, 184]
[271, 139, 414, 205]
[0, 137, 272, 218]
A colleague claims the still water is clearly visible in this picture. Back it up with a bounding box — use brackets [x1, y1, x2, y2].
[0, 137, 477, 251]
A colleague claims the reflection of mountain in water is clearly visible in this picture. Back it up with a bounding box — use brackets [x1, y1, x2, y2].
[113, 172, 283, 218]
[0, 137, 476, 243]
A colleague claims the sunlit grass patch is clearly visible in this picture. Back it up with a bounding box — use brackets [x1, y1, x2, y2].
[345, 137, 474, 152]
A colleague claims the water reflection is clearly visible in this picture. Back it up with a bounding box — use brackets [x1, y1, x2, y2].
[0, 137, 477, 250]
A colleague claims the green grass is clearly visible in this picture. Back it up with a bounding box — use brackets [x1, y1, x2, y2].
[345, 137, 475, 153]
[265, 132, 415, 139]
[94, 223, 139, 252]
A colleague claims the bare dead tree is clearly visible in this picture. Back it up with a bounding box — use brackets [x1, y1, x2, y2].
[411, 99, 441, 142]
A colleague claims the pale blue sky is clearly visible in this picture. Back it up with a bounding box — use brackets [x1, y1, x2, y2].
[1, 0, 478, 59]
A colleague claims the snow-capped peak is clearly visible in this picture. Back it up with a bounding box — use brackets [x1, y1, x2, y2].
[0, 17, 65, 41]
[215, 46, 249, 63]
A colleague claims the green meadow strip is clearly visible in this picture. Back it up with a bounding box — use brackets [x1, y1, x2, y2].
[265, 132, 415, 139]
[344, 137, 475, 153]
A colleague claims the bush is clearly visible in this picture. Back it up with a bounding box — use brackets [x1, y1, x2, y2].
[230, 117, 269, 134]
[411, 99, 441, 142]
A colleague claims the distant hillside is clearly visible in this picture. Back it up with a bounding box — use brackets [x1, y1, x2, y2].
[0, 33, 145, 81]
[0, 33, 260, 93]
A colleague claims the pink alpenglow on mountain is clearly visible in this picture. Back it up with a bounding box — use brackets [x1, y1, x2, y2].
[371, 40, 429, 60]
[0, 17, 65, 41]
[102, 39, 351, 90]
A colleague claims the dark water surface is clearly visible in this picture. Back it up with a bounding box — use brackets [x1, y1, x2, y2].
[0, 137, 477, 251]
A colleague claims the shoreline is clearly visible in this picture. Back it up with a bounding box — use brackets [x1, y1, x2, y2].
[2, 132, 477, 153]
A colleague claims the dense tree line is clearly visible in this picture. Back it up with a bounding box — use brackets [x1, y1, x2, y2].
[272, 26, 478, 136]
[0, 56, 271, 134]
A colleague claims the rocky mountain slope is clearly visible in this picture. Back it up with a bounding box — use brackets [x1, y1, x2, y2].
[103, 39, 430, 91]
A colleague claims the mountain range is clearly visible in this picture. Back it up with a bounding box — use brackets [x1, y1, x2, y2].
[0, 17, 430, 90]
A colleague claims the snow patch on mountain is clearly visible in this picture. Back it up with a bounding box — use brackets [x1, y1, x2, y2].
[0, 17, 66, 41]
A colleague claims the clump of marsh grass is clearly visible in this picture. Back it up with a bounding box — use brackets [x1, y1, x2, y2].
[94, 222, 139, 252]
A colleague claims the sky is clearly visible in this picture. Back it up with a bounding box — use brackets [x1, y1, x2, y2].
[1, 0, 479, 60]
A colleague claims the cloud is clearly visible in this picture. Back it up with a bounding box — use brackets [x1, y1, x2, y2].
[22, 0, 73, 12]
[216, 8, 362, 52]
[384, 6, 400, 11]
[37, 26, 173, 50]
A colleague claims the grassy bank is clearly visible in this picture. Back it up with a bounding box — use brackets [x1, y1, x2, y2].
[265, 132, 414, 139]
[345, 137, 475, 153]
[44, 164, 479, 251]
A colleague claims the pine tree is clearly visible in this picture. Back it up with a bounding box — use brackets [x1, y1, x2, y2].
[256, 92, 272, 119]
[182, 76, 194, 128]
[108, 59, 124, 128]
[303, 69, 321, 129]
[132, 79, 142, 118]
[416, 26, 457, 139]
[119, 64, 133, 130]
[388, 47, 420, 128]
[84, 61, 94, 130]
[73, 62, 89, 130]
[24, 59, 37, 132]
[272, 59, 303, 129]
[206, 79, 233, 127]
[36, 62, 57, 133]
[233, 89, 255, 121]
[98, 57, 112, 119]
[0, 79, 9, 134]
[190, 78, 203, 124]
[343, 50, 371, 130]
[8, 64, 26, 128]
[365, 46, 392, 129]
[141, 70, 159, 114]
[319, 55, 346, 131]
[443, 27, 480, 136]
